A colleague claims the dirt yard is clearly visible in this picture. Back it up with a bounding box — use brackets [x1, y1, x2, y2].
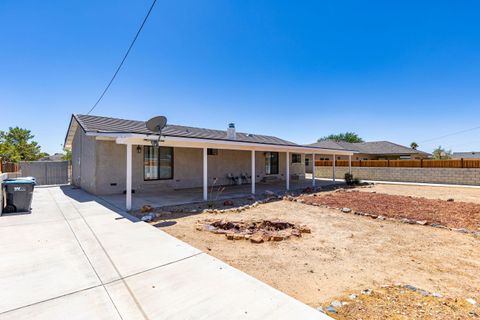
[155, 197, 480, 315]
[360, 183, 480, 204]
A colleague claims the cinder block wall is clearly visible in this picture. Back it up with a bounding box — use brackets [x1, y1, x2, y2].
[315, 166, 480, 186]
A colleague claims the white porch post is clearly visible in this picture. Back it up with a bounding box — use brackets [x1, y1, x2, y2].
[286, 151, 290, 190]
[348, 155, 352, 175]
[251, 150, 255, 194]
[333, 154, 336, 182]
[126, 143, 132, 211]
[312, 153, 316, 187]
[203, 147, 208, 201]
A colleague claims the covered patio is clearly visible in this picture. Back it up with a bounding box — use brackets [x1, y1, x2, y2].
[115, 134, 355, 211]
[99, 177, 344, 211]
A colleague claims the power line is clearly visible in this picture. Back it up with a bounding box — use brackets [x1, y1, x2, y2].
[419, 125, 480, 143]
[87, 0, 157, 115]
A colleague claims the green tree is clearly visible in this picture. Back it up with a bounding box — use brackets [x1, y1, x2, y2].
[432, 146, 452, 159]
[0, 127, 45, 162]
[62, 149, 72, 161]
[410, 142, 419, 150]
[318, 132, 364, 143]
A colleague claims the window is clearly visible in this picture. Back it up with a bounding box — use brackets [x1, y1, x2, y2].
[305, 158, 310, 166]
[144, 146, 173, 180]
[265, 152, 279, 175]
[292, 153, 302, 163]
[207, 148, 218, 156]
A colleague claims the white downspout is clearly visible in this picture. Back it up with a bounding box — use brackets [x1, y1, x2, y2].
[286, 151, 290, 190]
[312, 153, 316, 187]
[251, 150, 255, 194]
[126, 143, 132, 211]
[203, 147, 208, 201]
[333, 154, 336, 182]
[349, 154, 352, 175]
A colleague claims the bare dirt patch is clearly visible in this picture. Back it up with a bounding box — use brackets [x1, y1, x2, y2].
[156, 200, 480, 310]
[300, 190, 480, 231]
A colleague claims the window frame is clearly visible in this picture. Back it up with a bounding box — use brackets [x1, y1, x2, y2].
[265, 152, 279, 175]
[143, 146, 174, 181]
[292, 153, 302, 164]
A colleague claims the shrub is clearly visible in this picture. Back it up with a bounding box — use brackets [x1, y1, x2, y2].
[344, 173, 359, 185]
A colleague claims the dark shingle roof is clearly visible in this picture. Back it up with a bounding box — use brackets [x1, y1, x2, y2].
[308, 140, 429, 155]
[74, 114, 299, 146]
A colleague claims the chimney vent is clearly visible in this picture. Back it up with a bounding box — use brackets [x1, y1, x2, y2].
[227, 123, 236, 140]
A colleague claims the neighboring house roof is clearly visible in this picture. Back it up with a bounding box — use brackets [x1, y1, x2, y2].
[452, 152, 480, 159]
[308, 140, 430, 156]
[39, 153, 64, 161]
[64, 114, 354, 154]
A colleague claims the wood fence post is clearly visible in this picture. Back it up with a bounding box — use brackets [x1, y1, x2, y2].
[420, 159, 423, 168]
[461, 158, 464, 168]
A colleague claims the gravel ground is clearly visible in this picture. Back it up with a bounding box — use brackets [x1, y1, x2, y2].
[155, 199, 480, 311]
[300, 190, 480, 230]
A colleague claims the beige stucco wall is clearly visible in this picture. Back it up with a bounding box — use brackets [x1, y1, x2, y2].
[71, 127, 97, 194]
[74, 138, 305, 195]
[314, 166, 480, 186]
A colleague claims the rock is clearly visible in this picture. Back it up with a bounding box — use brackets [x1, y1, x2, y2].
[453, 228, 469, 233]
[447, 198, 454, 202]
[416, 220, 428, 225]
[403, 284, 417, 292]
[299, 225, 311, 233]
[377, 216, 385, 221]
[330, 300, 342, 308]
[418, 289, 429, 297]
[432, 292, 443, 298]
[466, 298, 477, 305]
[361, 289, 372, 295]
[233, 234, 244, 240]
[341, 207, 352, 213]
[250, 234, 264, 243]
[349, 294, 358, 300]
[325, 306, 337, 314]
[223, 200, 234, 206]
[141, 214, 154, 222]
[264, 190, 276, 196]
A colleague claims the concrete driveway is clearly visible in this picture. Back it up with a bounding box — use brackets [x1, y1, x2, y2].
[0, 186, 329, 319]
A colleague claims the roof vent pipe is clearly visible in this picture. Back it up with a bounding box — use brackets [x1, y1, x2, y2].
[227, 123, 236, 140]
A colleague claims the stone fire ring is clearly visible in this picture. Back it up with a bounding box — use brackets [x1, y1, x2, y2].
[196, 219, 311, 243]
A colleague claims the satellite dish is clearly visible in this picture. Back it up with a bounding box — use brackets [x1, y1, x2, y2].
[146, 116, 167, 133]
[146, 116, 167, 147]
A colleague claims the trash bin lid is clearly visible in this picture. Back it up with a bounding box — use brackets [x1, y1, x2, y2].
[3, 179, 36, 185]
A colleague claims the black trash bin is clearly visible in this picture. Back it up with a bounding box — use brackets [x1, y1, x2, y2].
[2, 178, 36, 214]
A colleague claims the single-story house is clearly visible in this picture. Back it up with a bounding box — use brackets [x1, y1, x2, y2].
[304, 140, 430, 173]
[64, 114, 355, 210]
[452, 152, 480, 159]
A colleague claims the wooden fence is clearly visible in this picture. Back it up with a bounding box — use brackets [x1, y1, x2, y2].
[0, 162, 20, 173]
[315, 159, 480, 169]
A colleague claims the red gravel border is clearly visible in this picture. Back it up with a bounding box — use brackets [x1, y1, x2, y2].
[300, 191, 480, 231]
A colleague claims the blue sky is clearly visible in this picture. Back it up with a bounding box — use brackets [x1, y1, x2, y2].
[1, 1, 479, 154]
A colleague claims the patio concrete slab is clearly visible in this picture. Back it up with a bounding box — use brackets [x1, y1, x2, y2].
[0, 186, 329, 319]
[100, 178, 343, 211]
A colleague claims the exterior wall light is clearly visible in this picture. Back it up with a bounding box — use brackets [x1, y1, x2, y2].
[136, 145, 142, 154]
